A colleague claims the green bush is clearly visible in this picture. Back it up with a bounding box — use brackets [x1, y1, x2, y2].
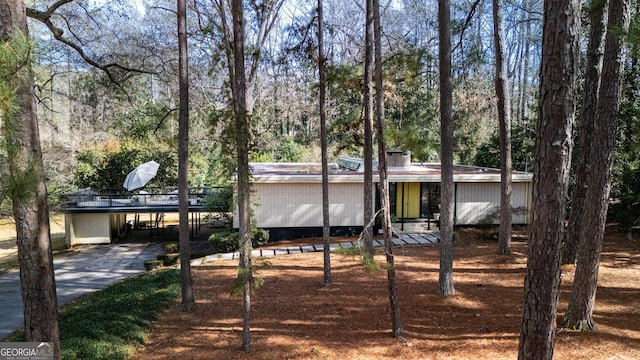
[203, 187, 233, 212]
[208, 231, 239, 253]
[208, 228, 270, 253]
[251, 228, 270, 247]
[144, 260, 162, 271]
[157, 254, 179, 266]
[163, 242, 179, 253]
[73, 139, 179, 191]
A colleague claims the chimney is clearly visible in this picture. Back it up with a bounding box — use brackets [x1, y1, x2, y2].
[387, 150, 411, 169]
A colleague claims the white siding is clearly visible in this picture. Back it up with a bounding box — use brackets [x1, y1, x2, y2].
[238, 179, 531, 229]
[66, 213, 112, 246]
[511, 182, 532, 224]
[456, 182, 531, 225]
[250, 182, 364, 228]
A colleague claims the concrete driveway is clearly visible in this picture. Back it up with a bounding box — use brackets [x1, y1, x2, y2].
[0, 242, 164, 340]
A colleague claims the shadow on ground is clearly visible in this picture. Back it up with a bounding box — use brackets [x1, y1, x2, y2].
[114, 223, 222, 259]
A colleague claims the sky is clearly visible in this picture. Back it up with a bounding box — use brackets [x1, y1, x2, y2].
[88, 0, 145, 16]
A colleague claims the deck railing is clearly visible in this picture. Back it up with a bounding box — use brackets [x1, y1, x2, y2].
[61, 187, 231, 212]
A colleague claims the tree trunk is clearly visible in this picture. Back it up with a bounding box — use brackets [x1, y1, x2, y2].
[317, 0, 332, 287]
[519, 0, 533, 123]
[438, 0, 455, 297]
[177, 0, 194, 312]
[0, 1, 60, 358]
[213, 0, 284, 115]
[214, 0, 236, 104]
[518, 0, 580, 357]
[231, 0, 253, 351]
[373, 0, 402, 337]
[493, 0, 513, 255]
[563, 0, 609, 265]
[563, 0, 630, 331]
[362, 0, 375, 259]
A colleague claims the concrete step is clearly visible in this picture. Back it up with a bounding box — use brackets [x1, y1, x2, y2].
[392, 222, 438, 233]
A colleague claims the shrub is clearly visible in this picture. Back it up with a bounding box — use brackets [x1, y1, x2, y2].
[144, 260, 162, 271]
[208, 228, 270, 253]
[203, 187, 233, 212]
[208, 231, 240, 253]
[251, 228, 270, 247]
[157, 254, 179, 266]
[163, 242, 179, 254]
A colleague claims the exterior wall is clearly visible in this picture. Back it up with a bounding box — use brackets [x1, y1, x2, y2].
[235, 182, 365, 228]
[110, 213, 127, 239]
[237, 178, 532, 230]
[455, 182, 531, 225]
[65, 213, 112, 246]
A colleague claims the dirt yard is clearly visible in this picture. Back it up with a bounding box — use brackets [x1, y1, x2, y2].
[130, 226, 640, 360]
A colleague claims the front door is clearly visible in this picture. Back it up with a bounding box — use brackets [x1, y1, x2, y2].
[396, 182, 421, 218]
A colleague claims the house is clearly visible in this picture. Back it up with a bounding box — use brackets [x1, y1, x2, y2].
[233, 151, 533, 240]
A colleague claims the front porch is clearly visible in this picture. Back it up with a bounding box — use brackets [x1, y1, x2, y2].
[386, 181, 441, 231]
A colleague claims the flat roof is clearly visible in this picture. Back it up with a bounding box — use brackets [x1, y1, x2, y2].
[248, 162, 533, 183]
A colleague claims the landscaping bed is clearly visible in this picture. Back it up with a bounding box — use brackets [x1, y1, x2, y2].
[129, 226, 640, 359]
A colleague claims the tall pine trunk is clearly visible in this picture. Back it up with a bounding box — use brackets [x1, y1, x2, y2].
[563, 0, 609, 265]
[563, 0, 630, 331]
[438, 0, 455, 297]
[0, 1, 60, 358]
[493, 0, 513, 255]
[317, 0, 332, 287]
[362, 0, 375, 259]
[177, 0, 195, 312]
[518, 0, 580, 357]
[373, 0, 402, 337]
[231, 0, 253, 351]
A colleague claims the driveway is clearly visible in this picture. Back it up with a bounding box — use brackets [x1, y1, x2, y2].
[0, 242, 164, 340]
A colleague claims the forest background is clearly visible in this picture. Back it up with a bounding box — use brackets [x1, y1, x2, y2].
[1, 0, 639, 231]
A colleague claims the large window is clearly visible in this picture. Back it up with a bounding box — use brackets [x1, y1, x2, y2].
[421, 183, 440, 218]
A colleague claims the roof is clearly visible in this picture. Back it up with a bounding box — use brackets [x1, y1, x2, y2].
[248, 160, 533, 184]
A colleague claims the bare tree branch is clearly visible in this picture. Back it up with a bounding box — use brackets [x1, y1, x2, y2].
[452, 0, 482, 53]
[152, 108, 180, 135]
[26, 4, 155, 84]
[34, 0, 74, 18]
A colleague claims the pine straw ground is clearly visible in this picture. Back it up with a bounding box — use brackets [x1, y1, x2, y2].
[130, 226, 640, 360]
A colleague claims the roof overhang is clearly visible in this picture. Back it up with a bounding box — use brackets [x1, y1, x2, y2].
[244, 161, 533, 184]
[250, 173, 533, 184]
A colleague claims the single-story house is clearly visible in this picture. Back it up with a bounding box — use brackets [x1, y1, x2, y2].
[233, 151, 533, 240]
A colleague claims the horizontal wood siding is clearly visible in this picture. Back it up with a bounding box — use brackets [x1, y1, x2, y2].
[456, 182, 531, 225]
[252, 183, 363, 228]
